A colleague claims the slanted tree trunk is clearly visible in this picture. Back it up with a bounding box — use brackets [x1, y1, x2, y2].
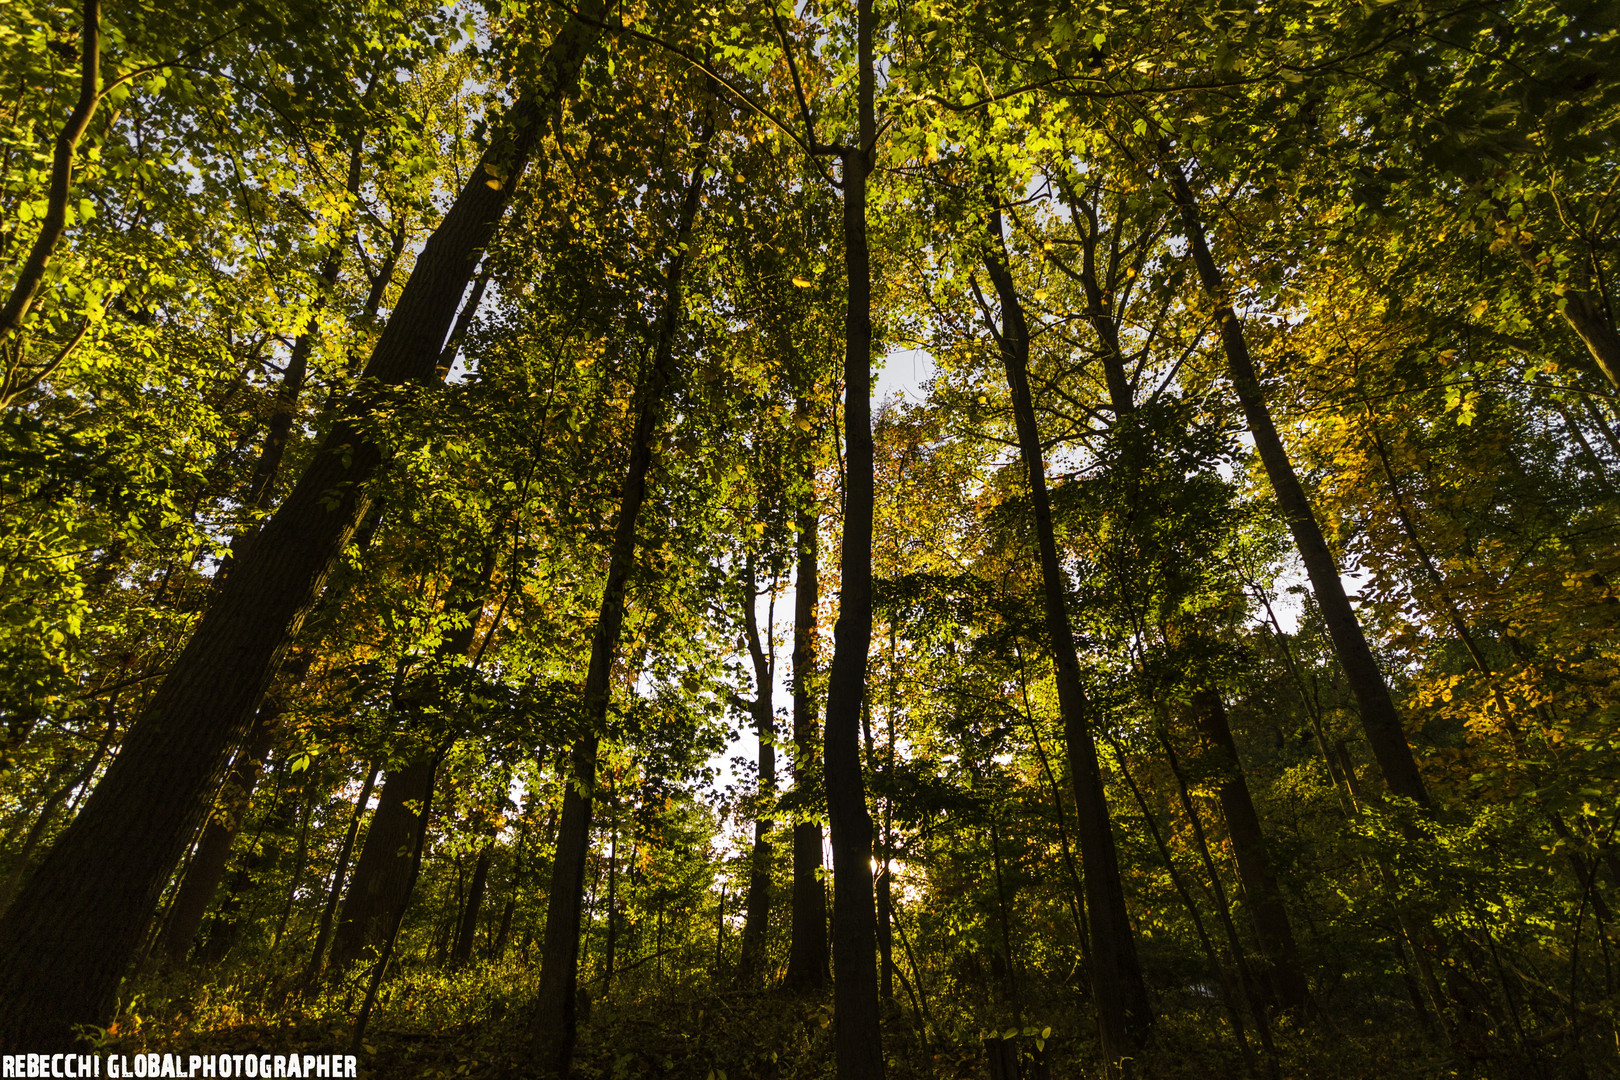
[783, 494, 828, 992]
[979, 209, 1154, 1061]
[329, 552, 495, 974]
[0, 10, 603, 1048]
[1160, 152, 1430, 808]
[155, 707, 280, 966]
[326, 756, 437, 975]
[451, 843, 493, 969]
[302, 762, 379, 988]
[1190, 689, 1314, 1016]
[530, 137, 709, 1076]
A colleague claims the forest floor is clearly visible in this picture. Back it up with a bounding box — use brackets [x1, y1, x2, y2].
[101, 958, 1598, 1080]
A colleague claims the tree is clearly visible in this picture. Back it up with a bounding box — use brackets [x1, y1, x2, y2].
[0, 5, 603, 1046]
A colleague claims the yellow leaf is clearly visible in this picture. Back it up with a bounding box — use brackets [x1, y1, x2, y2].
[792, 276, 813, 287]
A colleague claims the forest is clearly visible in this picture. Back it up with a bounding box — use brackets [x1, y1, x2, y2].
[0, 0, 1617, 1076]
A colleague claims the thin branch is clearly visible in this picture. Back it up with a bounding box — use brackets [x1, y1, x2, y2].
[770, 6, 820, 150]
[0, 0, 101, 340]
[2, 313, 92, 405]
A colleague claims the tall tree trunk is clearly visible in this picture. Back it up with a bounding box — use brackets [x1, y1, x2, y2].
[155, 707, 280, 965]
[529, 137, 709, 1076]
[1190, 689, 1314, 1016]
[737, 561, 776, 983]
[302, 763, 379, 988]
[979, 210, 1154, 1061]
[1160, 152, 1430, 808]
[451, 843, 493, 969]
[821, 4, 886, 1076]
[784, 495, 829, 991]
[0, 11, 602, 1048]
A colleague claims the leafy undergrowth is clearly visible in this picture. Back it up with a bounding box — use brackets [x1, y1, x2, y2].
[105, 959, 1610, 1080]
